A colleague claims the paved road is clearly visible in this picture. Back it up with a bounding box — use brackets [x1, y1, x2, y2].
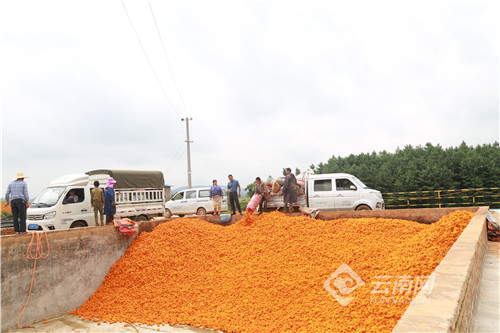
[9, 314, 214, 333]
[471, 209, 500, 333]
[471, 241, 500, 332]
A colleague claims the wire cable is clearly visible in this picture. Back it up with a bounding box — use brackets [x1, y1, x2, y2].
[165, 149, 185, 176]
[148, 0, 190, 117]
[121, 0, 181, 117]
[165, 142, 186, 175]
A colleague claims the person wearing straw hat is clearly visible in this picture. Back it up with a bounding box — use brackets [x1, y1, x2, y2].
[5, 172, 30, 234]
[103, 177, 116, 224]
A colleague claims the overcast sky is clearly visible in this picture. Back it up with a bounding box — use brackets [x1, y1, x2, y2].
[1, 0, 498, 198]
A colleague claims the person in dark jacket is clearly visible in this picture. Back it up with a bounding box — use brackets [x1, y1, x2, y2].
[282, 168, 297, 213]
[104, 177, 116, 224]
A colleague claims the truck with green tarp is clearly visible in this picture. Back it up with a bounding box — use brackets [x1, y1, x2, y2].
[26, 170, 166, 230]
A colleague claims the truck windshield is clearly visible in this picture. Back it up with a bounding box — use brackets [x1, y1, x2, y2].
[32, 187, 66, 207]
[352, 177, 369, 189]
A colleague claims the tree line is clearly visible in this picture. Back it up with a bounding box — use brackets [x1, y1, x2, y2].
[311, 142, 500, 193]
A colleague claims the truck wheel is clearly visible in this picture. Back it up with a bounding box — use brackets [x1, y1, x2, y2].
[356, 204, 372, 211]
[165, 209, 172, 218]
[136, 215, 149, 222]
[70, 221, 87, 228]
[197, 208, 207, 216]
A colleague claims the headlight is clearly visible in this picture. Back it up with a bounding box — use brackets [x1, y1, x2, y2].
[44, 211, 56, 220]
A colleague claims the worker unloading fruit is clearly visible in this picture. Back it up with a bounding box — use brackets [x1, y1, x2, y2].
[282, 168, 297, 213]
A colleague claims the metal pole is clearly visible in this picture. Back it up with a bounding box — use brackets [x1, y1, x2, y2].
[182, 118, 193, 189]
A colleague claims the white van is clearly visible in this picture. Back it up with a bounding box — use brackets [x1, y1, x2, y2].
[27, 170, 166, 230]
[164, 187, 228, 217]
[266, 173, 384, 211]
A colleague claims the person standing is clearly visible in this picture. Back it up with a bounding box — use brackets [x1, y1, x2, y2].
[209, 179, 224, 215]
[91, 181, 105, 226]
[254, 177, 269, 214]
[5, 172, 30, 234]
[282, 168, 297, 213]
[104, 177, 116, 224]
[227, 174, 242, 215]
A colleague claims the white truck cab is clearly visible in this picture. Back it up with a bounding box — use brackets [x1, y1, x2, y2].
[27, 174, 94, 229]
[27, 170, 166, 230]
[306, 173, 384, 211]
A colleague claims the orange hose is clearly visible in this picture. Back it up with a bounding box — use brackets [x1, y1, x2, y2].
[17, 231, 50, 328]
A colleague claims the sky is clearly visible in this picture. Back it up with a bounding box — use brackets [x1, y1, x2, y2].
[1, 0, 499, 198]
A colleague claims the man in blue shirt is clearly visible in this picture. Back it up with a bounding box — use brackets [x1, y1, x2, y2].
[209, 180, 224, 215]
[227, 174, 242, 215]
[5, 172, 30, 234]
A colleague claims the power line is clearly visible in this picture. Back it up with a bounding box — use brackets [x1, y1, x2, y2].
[165, 142, 186, 175]
[148, 0, 190, 116]
[120, 0, 181, 117]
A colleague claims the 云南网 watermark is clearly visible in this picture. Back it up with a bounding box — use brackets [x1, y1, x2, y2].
[324, 264, 435, 306]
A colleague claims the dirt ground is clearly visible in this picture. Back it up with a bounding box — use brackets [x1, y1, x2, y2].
[1, 227, 15, 235]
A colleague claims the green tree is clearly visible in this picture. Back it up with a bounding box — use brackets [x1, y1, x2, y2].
[311, 142, 500, 193]
[245, 181, 256, 197]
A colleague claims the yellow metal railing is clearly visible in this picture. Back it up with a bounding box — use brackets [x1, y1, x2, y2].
[383, 187, 500, 209]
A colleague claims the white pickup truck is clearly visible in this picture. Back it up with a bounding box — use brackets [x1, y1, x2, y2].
[265, 172, 384, 211]
[27, 169, 166, 230]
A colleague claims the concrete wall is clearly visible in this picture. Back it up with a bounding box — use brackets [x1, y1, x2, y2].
[317, 206, 479, 224]
[1, 220, 164, 331]
[193, 207, 479, 226]
[164, 186, 171, 202]
[393, 206, 489, 332]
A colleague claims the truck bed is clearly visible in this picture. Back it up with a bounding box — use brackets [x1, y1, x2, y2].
[265, 193, 307, 210]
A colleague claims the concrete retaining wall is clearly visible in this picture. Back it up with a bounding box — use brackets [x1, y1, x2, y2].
[1, 220, 164, 331]
[317, 207, 479, 224]
[393, 206, 489, 332]
[192, 207, 479, 226]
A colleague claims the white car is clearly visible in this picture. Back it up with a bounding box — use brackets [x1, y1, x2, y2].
[165, 187, 228, 218]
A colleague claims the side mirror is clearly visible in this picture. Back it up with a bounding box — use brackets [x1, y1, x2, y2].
[350, 185, 357, 191]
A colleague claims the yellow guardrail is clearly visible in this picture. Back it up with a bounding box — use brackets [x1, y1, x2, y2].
[383, 188, 500, 209]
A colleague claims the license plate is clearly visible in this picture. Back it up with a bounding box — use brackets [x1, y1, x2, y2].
[28, 224, 39, 230]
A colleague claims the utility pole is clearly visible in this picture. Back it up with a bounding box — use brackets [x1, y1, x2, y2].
[181, 117, 193, 189]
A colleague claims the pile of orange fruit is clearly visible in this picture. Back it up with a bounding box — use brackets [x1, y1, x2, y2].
[1, 201, 12, 214]
[71, 210, 474, 332]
